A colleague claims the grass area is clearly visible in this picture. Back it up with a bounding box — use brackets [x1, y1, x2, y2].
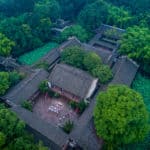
[132, 73, 150, 111]
[129, 72, 150, 149]
[18, 42, 58, 65]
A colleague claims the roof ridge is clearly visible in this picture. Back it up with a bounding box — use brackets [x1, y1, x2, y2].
[58, 64, 93, 81]
[6, 69, 44, 99]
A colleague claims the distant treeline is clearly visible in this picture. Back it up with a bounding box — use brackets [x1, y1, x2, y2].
[0, 0, 149, 73]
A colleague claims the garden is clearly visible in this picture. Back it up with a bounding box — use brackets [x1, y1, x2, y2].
[18, 42, 58, 65]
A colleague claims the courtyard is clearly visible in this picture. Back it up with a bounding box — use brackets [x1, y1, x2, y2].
[33, 94, 78, 127]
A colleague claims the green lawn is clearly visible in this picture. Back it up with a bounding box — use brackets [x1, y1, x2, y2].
[132, 73, 150, 111]
[18, 42, 58, 65]
[128, 72, 150, 149]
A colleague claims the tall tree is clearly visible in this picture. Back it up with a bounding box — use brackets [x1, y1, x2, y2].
[61, 46, 85, 69]
[78, 0, 108, 30]
[0, 33, 15, 56]
[0, 72, 10, 95]
[94, 85, 150, 149]
[58, 25, 89, 43]
[119, 26, 150, 74]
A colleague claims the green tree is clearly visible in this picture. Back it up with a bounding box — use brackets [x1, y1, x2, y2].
[0, 16, 43, 56]
[0, 132, 6, 148]
[0, 33, 15, 56]
[105, 0, 150, 15]
[57, 0, 88, 20]
[35, 18, 52, 42]
[119, 26, 150, 74]
[78, 0, 108, 30]
[9, 71, 24, 87]
[83, 52, 102, 71]
[0, 104, 49, 149]
[39, 80, 49, 94]
[0, 72, 10, 95]
[21, 101, 33, 111]
[94, 85, 150, 148]
[34, 0, 60, 21]
[92, 65, 112, 84]
[61, 46, 85, 69]
[59, 25, 89, 42]
[78, 0, 134, 30]
[106, 5, 134, 28]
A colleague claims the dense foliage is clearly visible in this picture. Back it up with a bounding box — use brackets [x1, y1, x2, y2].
[61, 46, 85, 69]
[94, 85, 150, 149]
[57, 25, 90, 43]
[61, 46, 112, 83]
[39, 80, 49, 94]
[0, 33, 15, 56]
[62, 120, 74, 134]
[0, 72, 10, 95]
[0, 71, 23, 95]
[0, 104, 48, 150]
[119, 26, 150, 74]
[78, 0, 133, 30]
[21, 101, 33, 111]
[105, 0, 150, 15]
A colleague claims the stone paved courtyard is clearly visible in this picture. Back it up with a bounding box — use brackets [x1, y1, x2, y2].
[33, 94, 78, 127]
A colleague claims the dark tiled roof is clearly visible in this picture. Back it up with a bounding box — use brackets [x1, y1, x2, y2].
[81, 43, 111, 64]
[58, 37, 82, 51]
[95, 24, 126, 40]
[0, 56, 19, 69]
[11, 106, 67, 149]
[39, 48, 60, 65]
[75, 119, 103, 150]
[70, 89, 103, 150]
[111, 56, 139, 86]
[3, 69, 49, 105]
[49, 63, 98, 99]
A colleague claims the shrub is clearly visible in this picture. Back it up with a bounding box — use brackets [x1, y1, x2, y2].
[83, 52, 102, 71]
[53, 92, 60, 98]
[35, 61, 49, 70]
[69, 101, 88, 114]
[48, 90, 55, 97]
[69, 101, 78, 110]
[62, 120, 74, 134]
[21, 101, 32, 111]
[92, 65, 113, 84]
[77, 101, 88, 114]
[39, 81, 49, 94]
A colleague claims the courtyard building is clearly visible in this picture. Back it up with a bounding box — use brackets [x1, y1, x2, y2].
[48, 63, 98, 102]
